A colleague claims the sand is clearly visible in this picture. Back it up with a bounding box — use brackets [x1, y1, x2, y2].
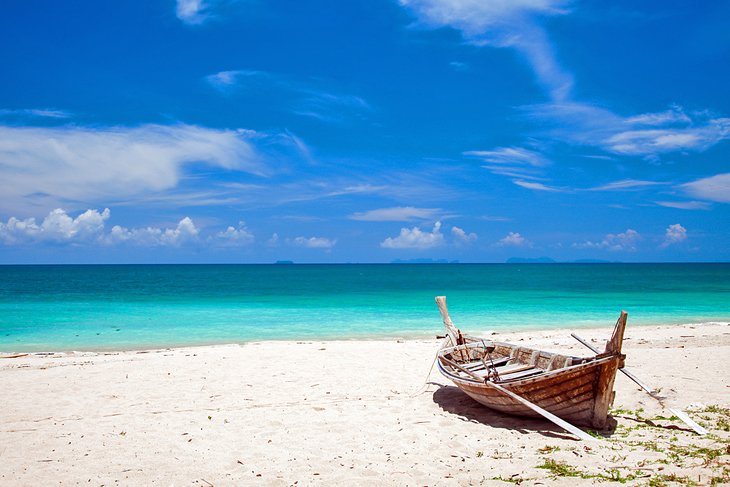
[1, 323, 729, 486]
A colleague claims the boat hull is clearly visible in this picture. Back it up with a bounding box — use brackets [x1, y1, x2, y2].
[438, 355, 621, 428]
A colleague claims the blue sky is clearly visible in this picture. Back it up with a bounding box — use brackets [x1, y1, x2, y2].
[0, 0, 728, 263]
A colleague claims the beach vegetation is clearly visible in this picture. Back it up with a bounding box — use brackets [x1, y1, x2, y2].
[536, 458, 580, 477]
[488, 474, 526, 484]
[645, 473, 699, 486]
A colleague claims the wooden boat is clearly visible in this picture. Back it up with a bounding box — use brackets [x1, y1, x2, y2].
[435, 296, 627, 431]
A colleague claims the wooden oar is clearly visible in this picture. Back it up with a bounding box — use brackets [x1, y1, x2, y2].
[439, 355, 596, 442]
[571, 333, 707, 436]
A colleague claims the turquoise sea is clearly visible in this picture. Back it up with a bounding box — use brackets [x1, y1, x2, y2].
[0, 264, 728, 352]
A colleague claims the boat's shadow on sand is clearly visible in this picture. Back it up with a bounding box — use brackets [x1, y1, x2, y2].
[430, 383, 617, 440]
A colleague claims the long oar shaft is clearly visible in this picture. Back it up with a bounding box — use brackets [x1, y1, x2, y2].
[439, 355, 596, 442]
[487, 382, 597, 442]
[570, 332, 707, 435]
[570, 333, 654, 393]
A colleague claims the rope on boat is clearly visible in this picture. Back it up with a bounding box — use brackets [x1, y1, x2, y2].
[409, 337, 449, 397]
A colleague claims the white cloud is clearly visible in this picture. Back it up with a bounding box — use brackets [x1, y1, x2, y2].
[381, 221, 445, 249]
[589, 179, 663, 191]
[0, 208, 109, 245]
[205, 70, 266, 91]
[176, 0, 233, 25]
[496, 231, 530, 247]
[464, 146, 550, 167]
[451, 226, 477, 243]
[681, 173, 730, 203]
[0, 108, 71, 119]
[480, 215, 511, 222]
[106, 217, 199, 247]
[292, 236, 336, 249]
[661, 223, 687, 248]
[573, 229, 640, 252]
[213, 221, 254, 246]
[625, 106, 691, 126]
[399, 0, 573, 101]
[267, 233, 280, 247]
[0, 123, 283, 212]
[205, 69, 371, 123]
[523, 102, 730, 157]
[512, 179, 562, 192]
[466, 146, 550, 180]
[655, 201, 711, 211]
[350, 206, 441, 222]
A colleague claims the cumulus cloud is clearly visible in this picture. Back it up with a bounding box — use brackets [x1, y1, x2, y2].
[0, 123, 292, 212]
[291, 236, 336, 249]
[0, 208, 110, 245]
[400, 0, 573, 101]
[350, 206, 441, 222]
[381, 221, 445, 249]
[681, 173, 730, 203]
[451, 226, 477, 243]
[496, 231, 530, 247]
[661, 223, 687, 248]
[106, 217, 199, 247]
[573, 229, 640, 252]
[213, 221, 254, 246]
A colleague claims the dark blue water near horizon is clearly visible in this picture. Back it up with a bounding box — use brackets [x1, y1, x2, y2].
[1, 263, 728, 351]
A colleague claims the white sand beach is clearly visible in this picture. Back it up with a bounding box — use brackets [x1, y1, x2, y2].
[1, 323, 729, 486]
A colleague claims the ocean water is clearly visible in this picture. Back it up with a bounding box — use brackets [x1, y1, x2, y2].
[0, 263, 728, 352]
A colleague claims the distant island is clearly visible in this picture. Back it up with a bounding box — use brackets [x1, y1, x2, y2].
[390, 258, 460, 264]
[506, 257, 615, 264]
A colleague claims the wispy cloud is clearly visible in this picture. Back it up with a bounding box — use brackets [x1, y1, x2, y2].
[205, 69, 266, 90]
[464, 147, 550, 167]
[349, 206, 442, 222]
[522, 102, 730, 158]
[589, 179, 664, 191]
[205, 69, 371, 123]
[0, 108, 72, 119]
[0, 123, 305, 212]
[400, 0, 573, 100]
[176, 0, 237, 25]
[655, 200, 711, 210]
[512, 179, 563, 192]
[681, 172, 730, 203]
[381, 221, 445, 249]
[572, 229, 640, 252]
[176, 0, 207, 24]
[449, 61, 468, 71]
[465, 146, 551, 180]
